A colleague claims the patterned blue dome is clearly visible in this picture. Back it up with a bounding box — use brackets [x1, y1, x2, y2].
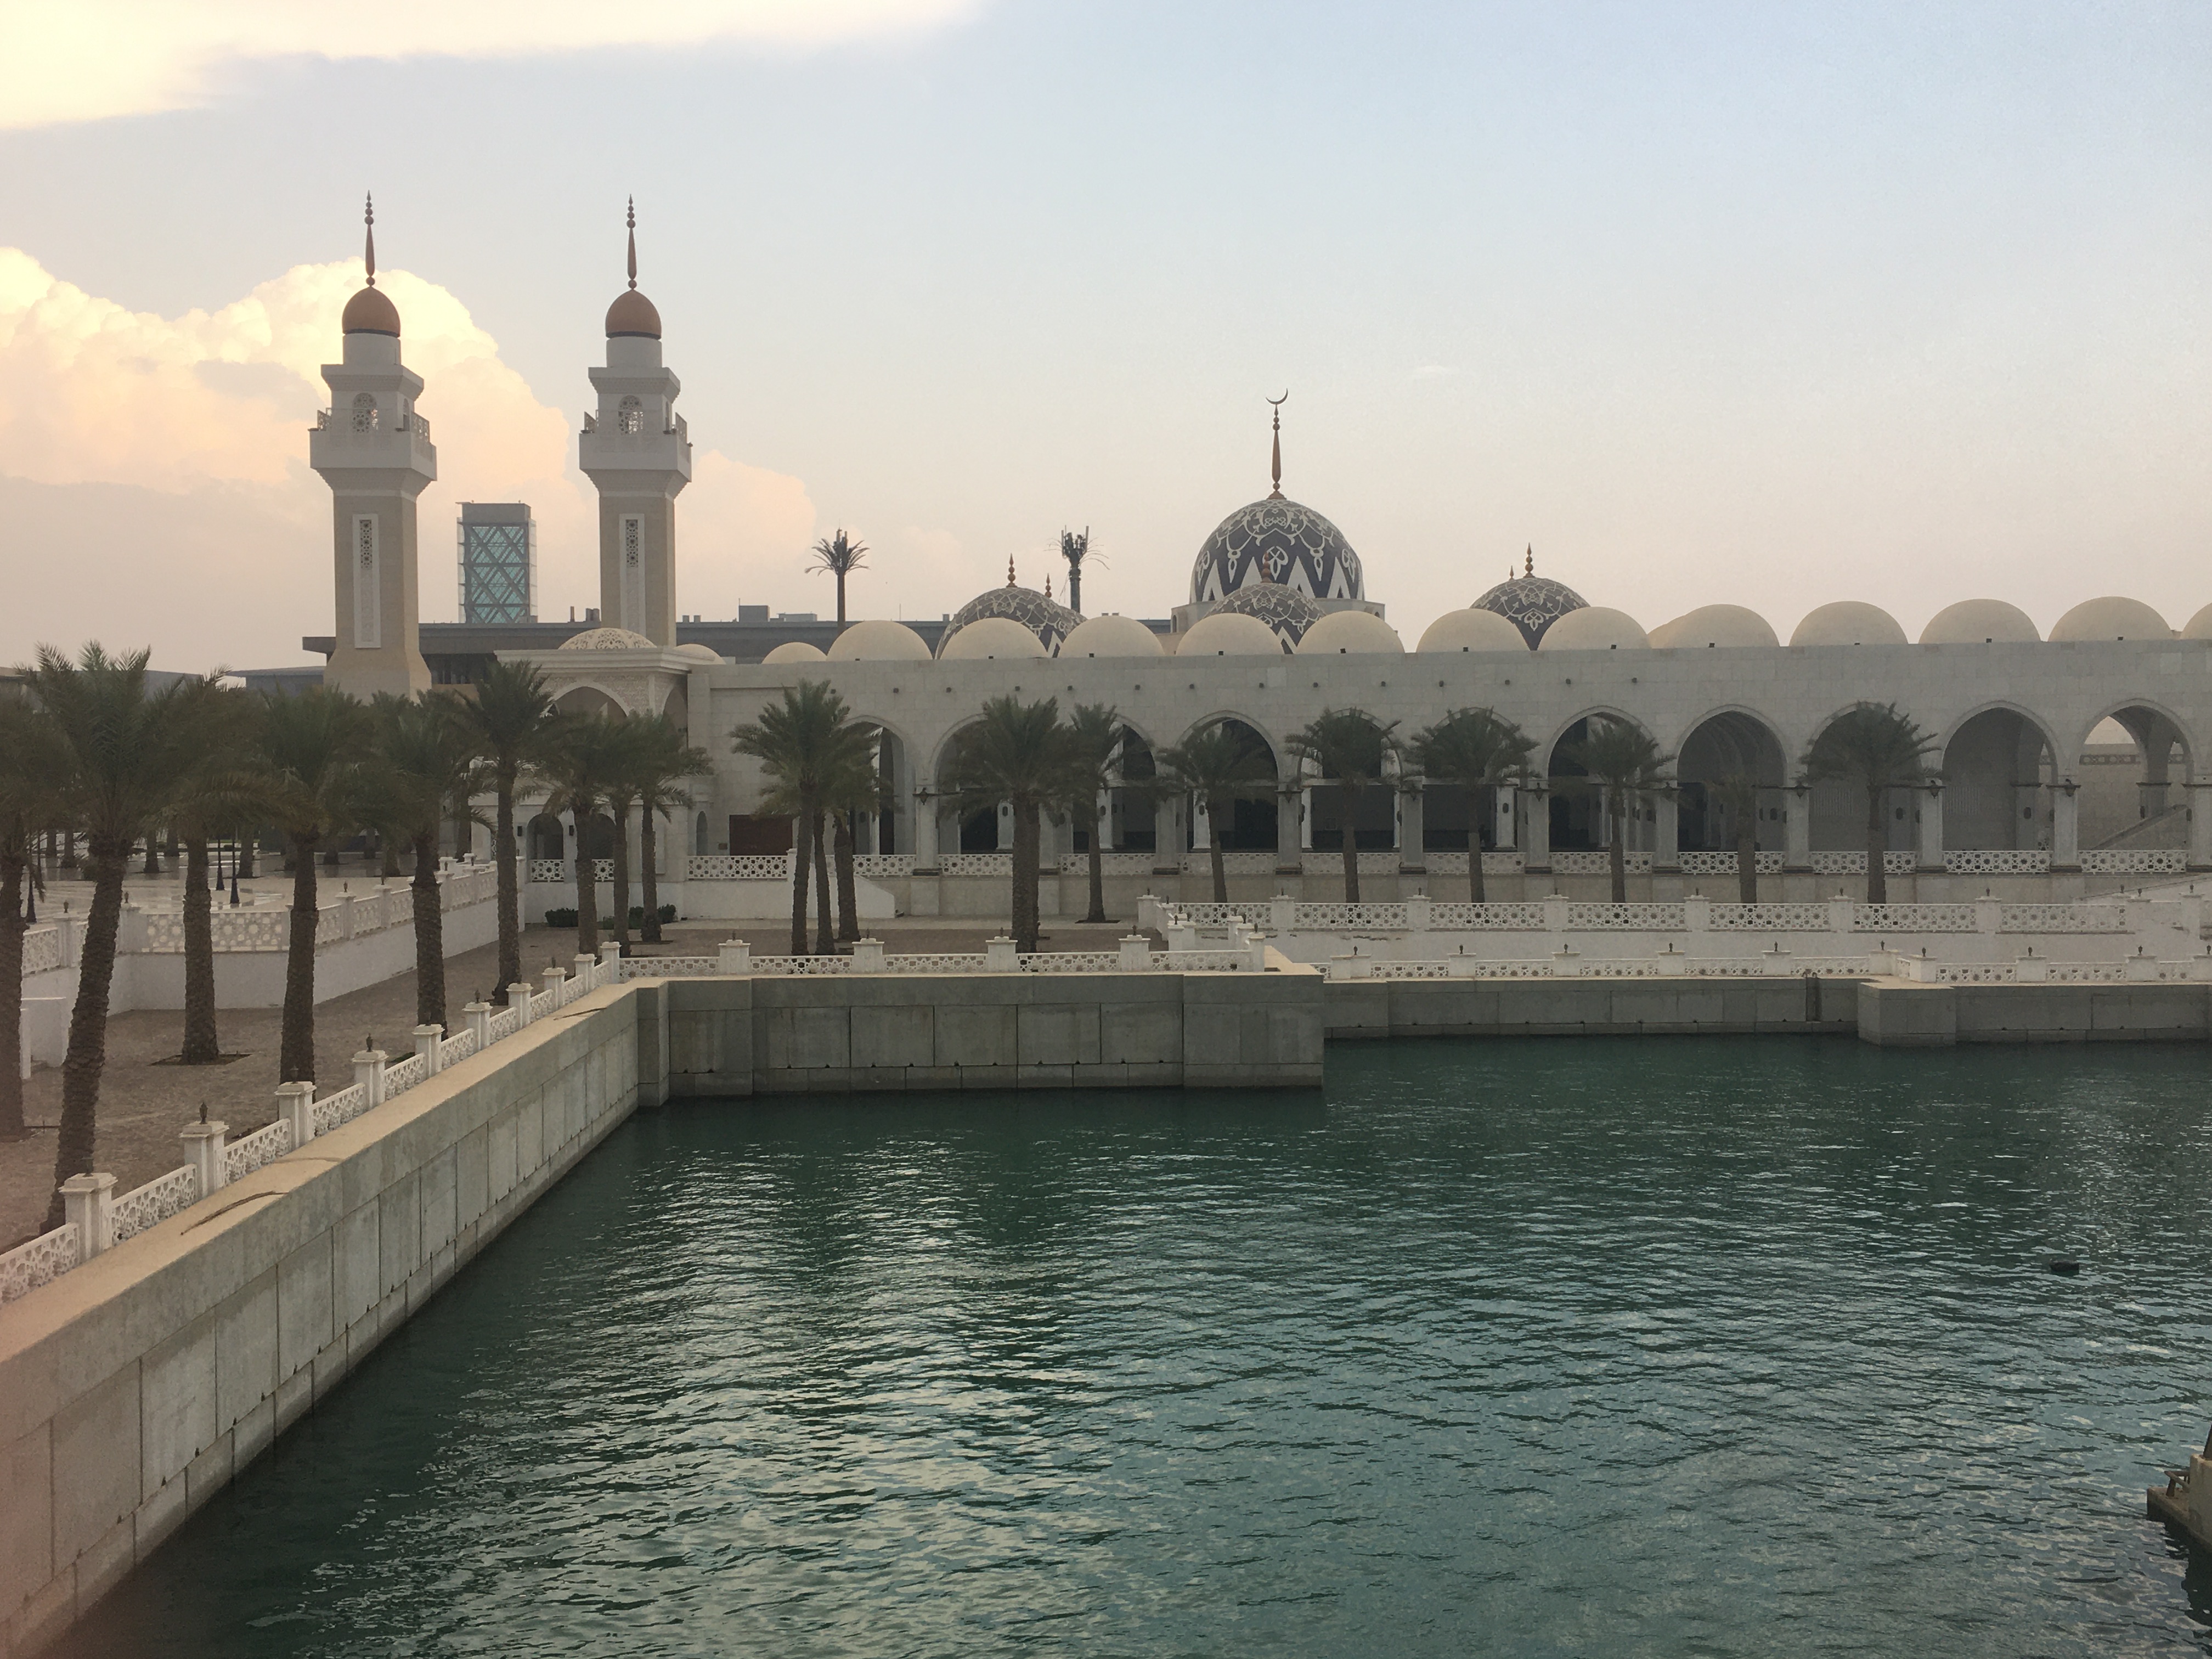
[1475, 574, 1587, 648]
[943, 583, 1081, 655]
[1211, 583, 1323, 647]
[1191, 497, 1363, 606]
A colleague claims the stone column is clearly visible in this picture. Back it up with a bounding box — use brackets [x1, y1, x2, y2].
[1785, 784, 1812, 869]
[1654, 794, 1679, 871]
[1522, 785, 1551, 871]
[1399, 783, 1426, 873]
[1276, 782, 1301, 868]
[996, 801, 1014, 851]
[2051, 783, 2080, 868]
[911, 791, 940, 871]
[1493, 786, 1516, 852]
[1299, 783, 1314, 851]
[2191, 781, 2212, 870]
[1917, 785, 1944, 870]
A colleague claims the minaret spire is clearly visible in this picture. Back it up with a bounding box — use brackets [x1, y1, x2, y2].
[625, 196, 637, 290]
[1267, 390, 1288, 499]
[364, 193, 377, 286]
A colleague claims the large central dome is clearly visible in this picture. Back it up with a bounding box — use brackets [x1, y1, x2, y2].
[1191, 498, 1363, 606]
[1475, 569, 1587, 647]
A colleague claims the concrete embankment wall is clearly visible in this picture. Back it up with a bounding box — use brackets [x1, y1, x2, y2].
[0, 981, 648, 1659]
[1324, 976, 2212, 1046]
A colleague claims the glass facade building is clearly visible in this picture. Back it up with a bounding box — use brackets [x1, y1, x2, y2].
[456, 502, 537, 623]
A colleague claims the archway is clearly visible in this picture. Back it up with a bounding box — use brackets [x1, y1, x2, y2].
[1110, 729, 1158, 853]
[1676, 712, 1788, 853]
[2079, 706, 2192, 851]
[1544, 715, 1660, 853]
[526, 811, 565, 861]
[1942, 708, 2056, 851]
[1188, 718, 1282, 852]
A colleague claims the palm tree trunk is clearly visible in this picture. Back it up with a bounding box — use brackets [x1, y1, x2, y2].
[834, 813, 859, 942]
[380, 834, 400, 878]
[1082, 804, 1108, 922]
[180, 836, 221, 1063]
[1865, 781, 1888, 904]
[573, 815, 601, 958]
[1013, 801, 1041, 953]
[788, 814, 810, 957]
[47, 838, 128, 1229]
[1736, 816, 1758, 904]
[611, 807, 633, 954]
[1206, 799, 1228, 902]
[1610, 794, 1627, 902]
[411, 828, 445, 1030]
[239, 832, 256, 879]
[1340, 782, 1361, 904]
[640, 809, 663, 944]
[1468, 822, 1486, 903]
[0, 844, 25, 1139]
[495, 774, 520, 990]
[143, 833, 161, 877]
[811, 811, 834, 953]
[279, 833, 320, 1085]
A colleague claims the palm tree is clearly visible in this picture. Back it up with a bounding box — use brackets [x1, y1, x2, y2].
[376, 695, 487, 1029]
[1559, 715, 1675, 902]
[1410, 708, 1535, 902]
[1694, 721, 1773, 904]
[451, 658, 560, 993]
[1286, 709, 1401, 902]
[1152, 724, 1277, 903]
[732, 680, 870, 955]
[941, 696, 1069, 953]
[1803, 702, 1940, 904]
[597, 718, 654, 955]
[809, 529, 869, 625]
[538, 712, 632, 958]
[0, 696, 65, 1140]
[170, 685, 268, 1064]
[256, 686, 376, 1086]
[627, 714, 712, 946]
[1060, 703, 1124, 922]
[820, 733, 887, 944]
[30, 645, 211, 1225]
[1060, 527, 1091, 615]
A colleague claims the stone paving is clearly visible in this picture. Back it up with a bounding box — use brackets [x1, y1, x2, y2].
[2, 916, 1153, 1250]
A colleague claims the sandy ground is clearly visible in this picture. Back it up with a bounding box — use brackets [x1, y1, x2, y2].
[3, 914, 1154, 1250]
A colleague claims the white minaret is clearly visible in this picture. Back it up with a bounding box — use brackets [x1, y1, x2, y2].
[311, 195, 435, 697]
[579, 200, 691, 645]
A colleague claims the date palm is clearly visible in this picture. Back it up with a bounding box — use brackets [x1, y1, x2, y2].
[1803, 702, 1940, 904]
[170, 685, 270, 1064]
[538, 711, 633, 959]
[1410, 708, 1534, 902]
[941, 695, 1069, 953]
[809, 529, 869, 625]
[256, 685, 377, 1086]
[1286, 709, 1401, 902]
[1559, 716, 1675, 902]
[821, 733, 888, 943]
[732, 680, 872, 955]
[1152, 723, 1277, 903]
[31, 645, 215, 1226]
[627, 714, 712, 946]
[450, 658, 560, 992]
[0, 697, 65, 1141]
[376, 694, 488, 1029]
[1060, 702, 1125, 922]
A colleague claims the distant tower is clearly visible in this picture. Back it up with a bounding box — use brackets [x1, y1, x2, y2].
[311, 195, 435, 696]
[579, 199, 691, 645]
[458, 502, 538, 622]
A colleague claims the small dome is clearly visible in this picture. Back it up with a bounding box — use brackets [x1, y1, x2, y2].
[1475, 572, 1587, 647]
[1060, 614, 1165, 658]
[1296, 610, 1403, 655]
[1790, 602, 1908, 647]
[1192, 498, 1363, 604]
[938, 616, 1047, 660]
[1417, 608, 1530, 653]
[606, 289, 662, 338]
[760, 641, 826, 664]
[341, 284, 400, 336]
[2181, 603, 2212, 641]
[558, 626, 656, 651]
[1537, 607, 1649, 652]
[1649, 604, 1778, 650]
[943, 583, 1080, 655]
[1176, 611, 1286, 656]
[672, 642, 723, 663]
[1919, 599, 2040, 645]
[826, 620, 932, 662]
[1211, 583, 1324, 646]
[2049, 596, 2171, 642]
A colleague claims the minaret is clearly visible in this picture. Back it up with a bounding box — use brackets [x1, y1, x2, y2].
[580, 199, 691, 644]
[312, 197, 435, 696]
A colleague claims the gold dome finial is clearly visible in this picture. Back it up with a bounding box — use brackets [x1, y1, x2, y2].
[626, 196, 637, 290]
[1525, 545, 1534, 577]
[1267, 390, 1288, 499]
[1007, 556, 1017, 587]
[364, 193, 376, 286]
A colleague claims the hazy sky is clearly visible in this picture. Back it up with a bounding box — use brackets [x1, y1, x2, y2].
[1, 0, 2205, 670]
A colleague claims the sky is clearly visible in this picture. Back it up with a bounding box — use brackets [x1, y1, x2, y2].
[0, 0, 2204, 672]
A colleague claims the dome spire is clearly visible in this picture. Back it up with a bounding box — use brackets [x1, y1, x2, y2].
[626, 196, 637, 290]
[363, 193, 376, 285]
[1267, 390, 1288, 499]
[1525, 545, 1534, 577]
[1007, 555, 1017, 587]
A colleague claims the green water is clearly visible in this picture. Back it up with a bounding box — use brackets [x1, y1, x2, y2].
[61, 1039, 2212, 1656]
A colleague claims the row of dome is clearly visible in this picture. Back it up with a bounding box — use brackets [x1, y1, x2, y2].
[740, 594, 2209, 664]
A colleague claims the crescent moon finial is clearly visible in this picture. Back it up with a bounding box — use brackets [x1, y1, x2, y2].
[1267, 390, 1288, 497]
[1268, 389, 1289, 408]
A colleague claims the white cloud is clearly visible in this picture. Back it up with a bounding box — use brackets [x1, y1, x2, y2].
[2, 0, 980, 129]
[0, 247, 815, 666]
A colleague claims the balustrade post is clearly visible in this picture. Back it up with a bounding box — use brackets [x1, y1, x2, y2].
[1549, 945, 1581, 978]
[573, 953, 598, 994]
[718, 939, 752, 974]
[1827, 895, 1854, 935]
[1974, 895, 2001, 935]
[509, 980, 534, 1027]
[541, 963, 567, 1007]
[1119, 934, 1152, 972]
[275, 1079, 316, 1146]
[414, 1023, 444, 1075]
[465, 1001, 493, 1051]
[1165, 922, 1197, 952]
[59, 1172, 115, 1259]
[1684, 893, 1711, 938]
[1542, 893, 1569, 940]
[181, 1119, 229, 1195]
[353, 1047, 388, 1109]
[985, 935, 1020, 972]
[851, 937, 886, 972]
[1404, 894, 1431, 933]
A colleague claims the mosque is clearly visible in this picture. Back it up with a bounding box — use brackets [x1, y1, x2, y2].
[310, 207, 2212, 914]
